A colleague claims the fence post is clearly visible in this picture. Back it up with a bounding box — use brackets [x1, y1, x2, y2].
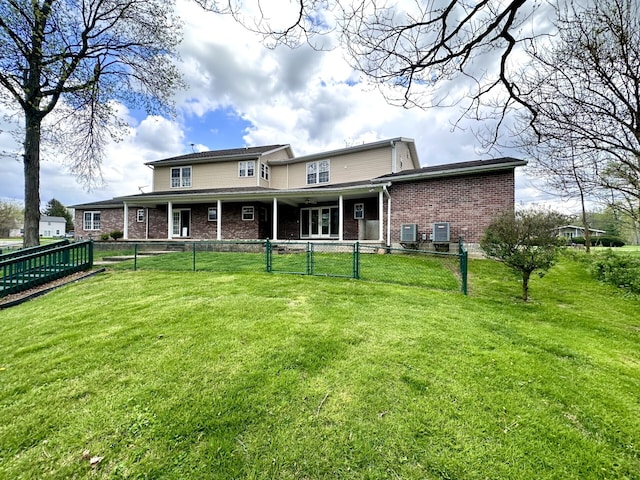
[307, 242, 313, 275]
[134, 243, 138, 271]
[192, 242, 196, 271]
[265, 239, 272, 272]
[459, 236, 468, 295]
[353, 242, 360, 279]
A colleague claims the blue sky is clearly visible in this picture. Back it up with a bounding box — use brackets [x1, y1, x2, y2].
[0, 0, 570, 212]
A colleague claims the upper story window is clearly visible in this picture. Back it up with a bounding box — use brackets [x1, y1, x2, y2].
[307, 160, 330, 185]
[84, 211, 100, 230]
[239, 161, 255, 177]
[260, 163, 269, 181]
[171, 166, 191, 188]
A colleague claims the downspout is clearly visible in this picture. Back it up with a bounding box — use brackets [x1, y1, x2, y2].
[383, 185, 391, 248]
[390, 140, 397, 173]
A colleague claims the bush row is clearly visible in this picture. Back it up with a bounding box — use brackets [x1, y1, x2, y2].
[570, 235, 626, 247]
[588, 250, 640, 295]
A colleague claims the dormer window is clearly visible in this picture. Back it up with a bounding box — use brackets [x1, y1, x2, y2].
[239, 161, 255, 177]
[307, 160, 330, 185]
[171, 166, 191, 188]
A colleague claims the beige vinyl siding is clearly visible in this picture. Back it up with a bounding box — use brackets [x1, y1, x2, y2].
[396, 142, 417, 171]
[282, 146, 393, 189]
[153, 162, 258, 191]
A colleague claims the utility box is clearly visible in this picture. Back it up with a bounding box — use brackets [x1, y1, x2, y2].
[400, 224, 418, 242]
[432, 222, 450, 243]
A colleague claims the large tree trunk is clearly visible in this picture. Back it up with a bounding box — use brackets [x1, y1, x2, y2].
[23, 112, 42, 248]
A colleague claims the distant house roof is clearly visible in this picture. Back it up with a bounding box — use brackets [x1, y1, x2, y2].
[40, 216, 66, 223]
[558, 225, 606, 234]
[145, 145, 293, 167]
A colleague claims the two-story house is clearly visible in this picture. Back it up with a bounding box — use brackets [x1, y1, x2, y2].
[71, 137, 526, 247]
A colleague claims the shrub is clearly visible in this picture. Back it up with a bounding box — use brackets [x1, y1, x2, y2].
[572, 235, 625, 247]
[100, 233, 110, 241]
[589, 250, 640, 294]
[110, 230, 124, 241]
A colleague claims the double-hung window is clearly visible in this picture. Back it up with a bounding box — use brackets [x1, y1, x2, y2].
[84, 211, 100, 230]
[171, 166, 191, 188]
[239, 161, 255, 177]
[136, 209, 145, 222]
[208, 207, 217, 222]
[306, 160, 330, 185]
[260, 163, 269, 181]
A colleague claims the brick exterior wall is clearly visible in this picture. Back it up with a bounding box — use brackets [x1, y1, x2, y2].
[386, 170, 515, 245]
[74, 169, 514, 244]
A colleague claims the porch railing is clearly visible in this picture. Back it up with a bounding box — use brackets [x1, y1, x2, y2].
[1, 240, 94, 297]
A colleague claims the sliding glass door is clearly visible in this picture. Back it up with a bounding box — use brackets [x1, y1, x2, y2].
[300, 206, 339, 238]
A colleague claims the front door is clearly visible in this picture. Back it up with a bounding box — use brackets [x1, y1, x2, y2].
[172, 209, 191, 237]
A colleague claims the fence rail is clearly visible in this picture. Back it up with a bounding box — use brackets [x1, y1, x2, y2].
[0, 240, 94, 297]
[98, 239, 468, 294]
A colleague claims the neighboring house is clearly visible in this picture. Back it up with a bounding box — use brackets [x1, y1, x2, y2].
[558, 225, 606, 240]
[39, 216, 67, 237]
[71, 138, 526, 248]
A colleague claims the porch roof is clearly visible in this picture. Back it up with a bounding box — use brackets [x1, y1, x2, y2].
[113, 181, 387, 206]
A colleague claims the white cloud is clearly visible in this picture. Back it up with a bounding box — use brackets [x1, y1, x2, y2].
[0, 0, 559, 212]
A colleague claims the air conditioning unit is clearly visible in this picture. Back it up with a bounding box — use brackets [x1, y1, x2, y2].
[400, 224, 418, 242]
[432, 222, 450, 243]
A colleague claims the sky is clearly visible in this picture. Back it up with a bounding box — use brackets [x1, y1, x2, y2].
[0, 0, 576, 213]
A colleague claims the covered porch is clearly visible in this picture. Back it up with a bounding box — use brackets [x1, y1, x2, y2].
[119, 183, 392, 245]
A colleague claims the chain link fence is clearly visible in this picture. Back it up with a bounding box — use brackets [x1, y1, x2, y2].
[94, 239, 468, 294]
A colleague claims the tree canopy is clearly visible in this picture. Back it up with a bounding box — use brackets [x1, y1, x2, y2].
[480, 208, 566, 301]
[0, 0, 183, 246]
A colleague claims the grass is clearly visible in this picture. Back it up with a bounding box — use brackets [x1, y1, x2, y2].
[0, 256, 639, 478]
[103, 249, 462, 291]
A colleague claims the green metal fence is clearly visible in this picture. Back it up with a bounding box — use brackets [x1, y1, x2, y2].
[98, 239, 468, 294]
[0, 240, 94, 297]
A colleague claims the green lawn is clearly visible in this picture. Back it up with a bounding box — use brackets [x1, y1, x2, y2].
[0, 256, 638, 479]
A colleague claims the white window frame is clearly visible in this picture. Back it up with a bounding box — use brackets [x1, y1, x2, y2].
[239, 161, 255, 177]
[260, 163, 269, 181]
[306, 160, 330, 185]
[136, 209, 145, 222]
[354, 203, 365, 220]
[208, 207, 217, 222]
[242, 206, 254, 221]
[84, 211, 101, 230]
[170, 166, 192, 188]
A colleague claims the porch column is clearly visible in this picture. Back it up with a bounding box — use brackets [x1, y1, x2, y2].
[386, 190, 391, 247]
[167, 201, 173, 239]
[272, 197, 278, 241]
[216, 200, 222, 240]
[123, 202, 129, 240]
[338, 195, 344, 241]
[378, 191, 384, 242]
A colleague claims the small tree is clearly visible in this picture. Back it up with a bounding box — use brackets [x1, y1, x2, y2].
[0, 200, 23, 237]
[42, 199, 73, 233]
[480, 208, 565, 301]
